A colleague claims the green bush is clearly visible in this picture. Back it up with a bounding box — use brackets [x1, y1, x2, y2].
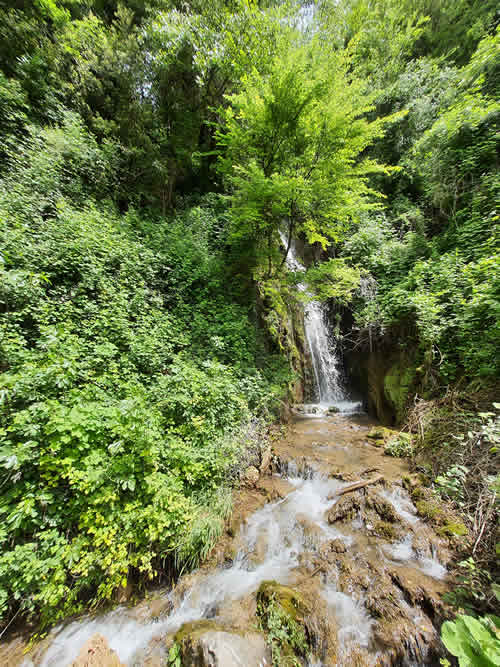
[0, 119, 283, 628]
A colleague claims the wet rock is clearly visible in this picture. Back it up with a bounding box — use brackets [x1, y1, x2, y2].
[319, 539, 348, 565]
[256, 476, 294, 501]
[328, 406, 340, 414]
[257, 581, 311, 620]
[113, 581, 134, 604]
[71, 634, 125, 667]
[131, 594, 173, 622]
[242, 466, 259, 487]
[174, 620, 271, 667]
[365, 490, 398, 522]
[329, 538, 347, 554]
[373, 615, 440, 667]
[248, 531, 268, 567]
[373, 520, 399, 540]
[215, 596, 258, 633]
[327, 493, 361, 523]
[388, 566, 446, 622]
[259, 446, 272, 475]
[295, 513, 324, 548]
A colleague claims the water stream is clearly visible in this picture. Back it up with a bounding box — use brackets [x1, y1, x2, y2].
[6, 410, 450, 667]
[3, 240, 450, 666]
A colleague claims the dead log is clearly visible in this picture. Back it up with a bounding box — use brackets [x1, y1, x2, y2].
[334, 475, 383, 497]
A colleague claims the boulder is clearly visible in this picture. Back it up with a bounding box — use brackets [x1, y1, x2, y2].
[174, 620, 271, 667]
[257, 581, 310, 621]
[242, 466, 259, 487]
[71, 634, 125, 667]
[327, 494, 361, 523]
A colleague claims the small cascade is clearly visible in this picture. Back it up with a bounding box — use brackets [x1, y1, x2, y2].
[280, 232, 361, 414]
[7, 415, 449, 667]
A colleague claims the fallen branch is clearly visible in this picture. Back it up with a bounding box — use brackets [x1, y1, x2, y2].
[335, 475, 383, 497]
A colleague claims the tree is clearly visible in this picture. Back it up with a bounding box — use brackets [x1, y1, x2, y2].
[217, 34, 399, 279]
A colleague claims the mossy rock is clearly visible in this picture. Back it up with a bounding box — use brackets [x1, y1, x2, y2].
[415, 500, 444, 522]
[366, 492, 398, 522]
[173, 619, 221, 645]
[374, 520, 398, 540]
[383, 362, 416, 424]
[367, 426, 389, 440]
[257, 581, 310, 621]
[367, 426, 399, 442]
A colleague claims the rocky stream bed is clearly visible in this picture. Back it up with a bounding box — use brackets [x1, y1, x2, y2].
[1, 409, 452, 666]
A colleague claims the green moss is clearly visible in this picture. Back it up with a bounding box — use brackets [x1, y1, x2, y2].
[374, 521, 398, 539]
[410, 485, 425, 501]
[437, 521, 468, 537]
[173, 619, 220, 644]
[367, 426, 390, 440]
[257, 582, 310, 666]
[257, 581, 310, 621]
[383, 362, 416, 423]
[416, 500, 443, 521]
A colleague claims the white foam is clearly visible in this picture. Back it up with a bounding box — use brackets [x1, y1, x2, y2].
[322, 585, 373, 647]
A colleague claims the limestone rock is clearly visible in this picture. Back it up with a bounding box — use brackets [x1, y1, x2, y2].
[326, 494, 361, 523]
[259, 447, 272, 475]
[242, 466, 259, 487]
[175, 620, 271, 667]
[71, 634, 125, 667]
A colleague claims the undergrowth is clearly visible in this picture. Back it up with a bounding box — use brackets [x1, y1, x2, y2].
[408, 390, 499, 614]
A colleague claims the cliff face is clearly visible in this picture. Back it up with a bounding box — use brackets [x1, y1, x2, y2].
[346, 338, 419, 426]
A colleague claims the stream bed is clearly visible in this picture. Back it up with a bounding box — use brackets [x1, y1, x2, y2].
[2, 408, 451, 666]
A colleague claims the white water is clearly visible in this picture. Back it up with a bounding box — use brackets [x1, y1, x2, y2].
[33, 471, 355, 666]
[383, 533, 447, 580]
[322, 586, 374, 648]
[15, 238, 449, 665]
[280, 232, 362, 413]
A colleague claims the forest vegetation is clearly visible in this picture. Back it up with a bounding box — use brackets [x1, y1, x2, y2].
[0, 0, 498, 661]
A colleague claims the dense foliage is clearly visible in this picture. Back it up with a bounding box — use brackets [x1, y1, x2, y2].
[0, 112, 286, 626]
[0, 0, 498, 652]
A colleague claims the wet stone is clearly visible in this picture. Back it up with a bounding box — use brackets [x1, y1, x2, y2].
[175, 621, 271, 667]
[327, 493, 362, 523]
[71, 634, 125, 667]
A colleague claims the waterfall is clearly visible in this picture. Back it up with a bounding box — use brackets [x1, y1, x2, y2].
[280, 232, 361, 413]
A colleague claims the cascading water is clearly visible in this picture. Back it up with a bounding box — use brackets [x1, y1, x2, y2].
[4, 240, 449, 667]
[15, 458, 446, 666]
[280, 232, 361, 414]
